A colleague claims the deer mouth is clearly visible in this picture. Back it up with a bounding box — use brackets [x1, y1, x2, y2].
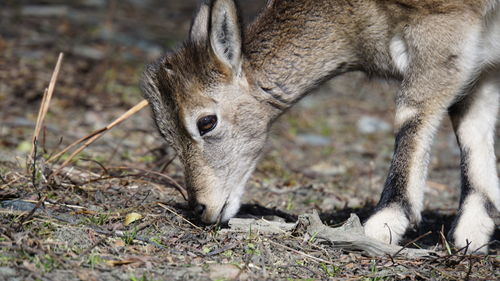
[196, 161, 257, 224]
[195, 193, 231, 225]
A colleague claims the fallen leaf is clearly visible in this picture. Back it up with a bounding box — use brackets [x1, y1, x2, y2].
[72, 209, 97, 215]
[106, 258, 141, 267]
[124, 212, 143, 226]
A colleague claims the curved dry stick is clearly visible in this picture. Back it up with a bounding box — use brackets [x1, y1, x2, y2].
[50, 100, 149, 175]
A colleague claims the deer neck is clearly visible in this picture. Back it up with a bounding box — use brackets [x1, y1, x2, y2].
[243, 1, 362, 117]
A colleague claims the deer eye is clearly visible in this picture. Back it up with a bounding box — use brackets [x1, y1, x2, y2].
[197, 115, 218, 136]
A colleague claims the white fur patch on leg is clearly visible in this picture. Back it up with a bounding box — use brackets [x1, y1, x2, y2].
[364, 206, 409, 245]
[394, 105, 418, 130]
[390, 35, 410, 74]
[453, 193, 494, 254]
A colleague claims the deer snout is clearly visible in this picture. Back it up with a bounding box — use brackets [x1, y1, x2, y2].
[193, 203, 206, 217]
[191, 198, 224, 224]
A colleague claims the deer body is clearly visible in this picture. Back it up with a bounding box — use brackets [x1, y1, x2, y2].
[141, 0, 500, 253]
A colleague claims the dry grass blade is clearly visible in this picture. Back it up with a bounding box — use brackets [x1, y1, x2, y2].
[51, 99, 149, 175]
[33, 88, 48, 146]
[30, 53, 64, 159]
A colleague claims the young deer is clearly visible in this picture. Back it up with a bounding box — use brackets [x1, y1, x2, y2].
[141, 0, 500, 253]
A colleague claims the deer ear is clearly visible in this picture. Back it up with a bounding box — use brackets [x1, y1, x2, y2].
[190, 1, 211, 42]
[209, 0, 242, 73]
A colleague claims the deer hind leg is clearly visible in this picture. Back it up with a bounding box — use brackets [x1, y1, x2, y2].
[448, 70, 500, 254]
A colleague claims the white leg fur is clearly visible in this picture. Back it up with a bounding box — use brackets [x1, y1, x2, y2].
[453, 193, 495, 253]
[364, 206, 409, 245]
[456, 78, 500, 211]
[452, 74, 500, 253]
[394, 105, 418, 129]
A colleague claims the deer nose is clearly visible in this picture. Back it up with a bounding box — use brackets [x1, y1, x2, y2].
[193, 203, 206, 217]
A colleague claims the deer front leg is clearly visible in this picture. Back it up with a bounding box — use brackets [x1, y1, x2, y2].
[364, 100, 445, 244]
[363, 55, 471, 243]
[448, 71, 500, 254]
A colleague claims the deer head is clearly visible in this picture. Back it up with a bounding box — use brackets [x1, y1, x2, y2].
[141, 0, 275, 223]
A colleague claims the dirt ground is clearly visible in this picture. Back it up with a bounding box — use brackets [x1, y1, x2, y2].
[0, 1, 499, 280]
